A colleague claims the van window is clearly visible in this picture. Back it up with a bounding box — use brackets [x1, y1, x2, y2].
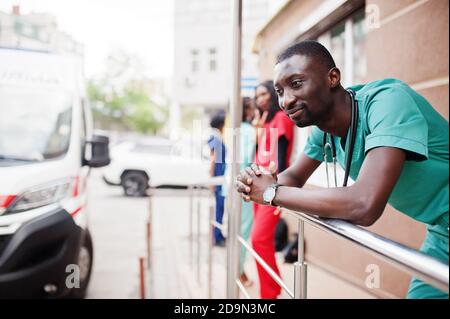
[0, 86, 72, 162]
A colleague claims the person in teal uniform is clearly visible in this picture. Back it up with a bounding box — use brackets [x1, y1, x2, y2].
[235, 40, 448, 299]
[223, 97, 257, 286]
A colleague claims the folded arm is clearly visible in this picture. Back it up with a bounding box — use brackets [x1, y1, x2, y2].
[236, 147, 406, 226]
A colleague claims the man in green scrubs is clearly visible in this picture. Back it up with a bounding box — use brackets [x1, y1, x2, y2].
[235, 40, 448, 298]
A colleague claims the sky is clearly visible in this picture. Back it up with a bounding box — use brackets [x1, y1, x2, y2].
[0, 0, 174, 78]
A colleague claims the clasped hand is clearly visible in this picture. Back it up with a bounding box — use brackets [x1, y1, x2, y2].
[235, 161, 278, 205]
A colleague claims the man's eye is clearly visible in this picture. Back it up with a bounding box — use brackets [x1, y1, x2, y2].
[292, 80, 303, 88]
[275, 88, 283, 95]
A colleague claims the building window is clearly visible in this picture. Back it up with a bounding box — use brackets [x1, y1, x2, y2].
[352, 9, 367, 85]
[318, 8, 367, 87]
[330, 21, 346, 79]
[190, 49, 199, 73]
[208, 48, 217, 71]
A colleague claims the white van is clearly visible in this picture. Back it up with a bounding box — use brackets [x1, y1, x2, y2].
[0, 47, 110, 298]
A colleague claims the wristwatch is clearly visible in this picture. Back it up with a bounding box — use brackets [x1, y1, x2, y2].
[263, 183, 281, 206]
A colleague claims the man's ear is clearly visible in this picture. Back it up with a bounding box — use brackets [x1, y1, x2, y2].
[328, 67, 341, 89]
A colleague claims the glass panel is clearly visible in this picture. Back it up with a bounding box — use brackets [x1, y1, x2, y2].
[352, 9, 367, 84]
[209, 48, 217, 71]
[330, 21, 346, 82]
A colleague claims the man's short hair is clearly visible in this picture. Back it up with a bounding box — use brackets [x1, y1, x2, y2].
[210, 111, 225, 129]
[276, 40, 336, 72]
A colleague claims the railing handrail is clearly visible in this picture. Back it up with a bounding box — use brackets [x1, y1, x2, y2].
[186, 178, 449, 296]
[285, 210, 449, 293]
[186, 176, 225, 187]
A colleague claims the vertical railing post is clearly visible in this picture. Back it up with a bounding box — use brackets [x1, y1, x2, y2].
[147, 194, 152, 269]
[189, 185, 193, 268]
[208, 203, 214, 298]
[294, 219, 307, 299]
[139, 257, 146, 299]
[226, 0, 243, 299]
[196, 186, 201, 285]
[146, 192, 153, 298]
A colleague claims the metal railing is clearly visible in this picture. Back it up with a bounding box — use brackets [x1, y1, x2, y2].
[226, 207, 449, 299]
[145, 179, 221, 298]
[227, 204, 449, 299]
[148, 176, 448, 299]
[289, 211, 449, 294]
[188, 177, 225, 296]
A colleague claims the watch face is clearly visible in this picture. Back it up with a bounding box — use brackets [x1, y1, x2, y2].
[263, 186, 276, 203]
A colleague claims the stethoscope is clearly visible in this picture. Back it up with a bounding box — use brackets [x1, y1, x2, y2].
[322, 89, 358, 187]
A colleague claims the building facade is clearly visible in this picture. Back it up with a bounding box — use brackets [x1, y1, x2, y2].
[0, 5, 83, 56]
[171, 0, 284, 135]
[253, 0, 448, 298]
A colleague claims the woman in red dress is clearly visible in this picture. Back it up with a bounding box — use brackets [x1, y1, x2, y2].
[252, 80, 295, 299]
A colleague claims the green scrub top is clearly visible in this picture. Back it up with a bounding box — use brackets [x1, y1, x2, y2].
[304, 78, 449, 228]
[222, 121, 256, 197]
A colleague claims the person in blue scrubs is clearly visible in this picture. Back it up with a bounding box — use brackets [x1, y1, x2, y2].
[208, 112, 227, 246]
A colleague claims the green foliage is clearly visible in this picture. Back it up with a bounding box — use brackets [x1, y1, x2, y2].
[87, 52, 168, 134]
[123, 85, 167, 134]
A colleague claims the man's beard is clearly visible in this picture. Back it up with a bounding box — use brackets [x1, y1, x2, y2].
[292, 110, 313, 128]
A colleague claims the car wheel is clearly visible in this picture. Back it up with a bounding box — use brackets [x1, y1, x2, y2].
[121, 172, 148, 197]
[67, 231, 93, 299]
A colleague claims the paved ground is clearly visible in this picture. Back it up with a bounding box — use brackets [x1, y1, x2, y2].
[86, 170, 149, 299]
[85, 170, 375, 299]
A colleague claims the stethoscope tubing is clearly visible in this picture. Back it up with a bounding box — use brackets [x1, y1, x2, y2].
[322, 89, 358, 187]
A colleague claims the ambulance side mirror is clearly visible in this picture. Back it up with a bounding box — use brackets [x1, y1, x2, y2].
[84, 134, 111, 168]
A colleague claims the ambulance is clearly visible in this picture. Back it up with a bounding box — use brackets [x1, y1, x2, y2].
[0, 47, 110, 298]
